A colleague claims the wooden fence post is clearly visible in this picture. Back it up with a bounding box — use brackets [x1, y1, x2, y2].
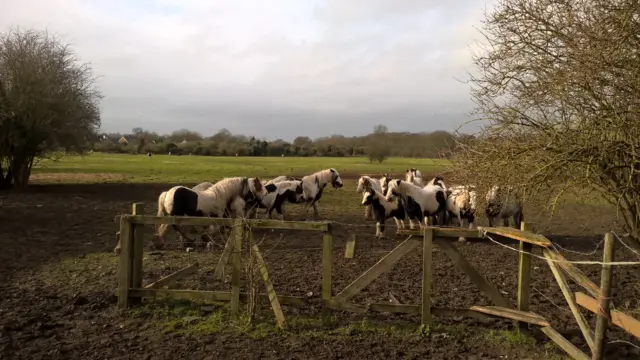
[117, 215, 134, 309]
[230, 219, 243, 319]
[421, 227, 434, 328]
[517, 221, 533, 333]
[131, 203, 145, 305]
[592, 232, 615, 360]
[322, 224, 333, 321]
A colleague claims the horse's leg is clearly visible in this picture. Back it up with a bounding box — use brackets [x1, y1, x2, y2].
[408, 218, 417, 230]
[365, 204, 373, 220]
[312, 201, 320, 219]
[502, 216, 510, 227]
[513, 211, 523, 230]
[279, 203, 286, 221]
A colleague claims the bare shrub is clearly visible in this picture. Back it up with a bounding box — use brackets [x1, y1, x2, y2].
[452, 0, 640, 248]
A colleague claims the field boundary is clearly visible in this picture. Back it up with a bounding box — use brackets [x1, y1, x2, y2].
[115, 203, 640, 360]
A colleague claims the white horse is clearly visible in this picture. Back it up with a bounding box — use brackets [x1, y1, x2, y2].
[405, 168, 425, 187]
[485, 185, 523, 229]
[300, 168, 344, 219]
[445, 185, 478, 242]
[385, 179, 447, 228]
[192, 181, 215, 192]
[356, 175, 384, 220]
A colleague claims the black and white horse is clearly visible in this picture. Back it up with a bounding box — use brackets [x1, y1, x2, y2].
[356, 175, 384, 220]
[244, 180, 305, 220]
[361, 188, 407, 238]
[385, 179, 447, 228]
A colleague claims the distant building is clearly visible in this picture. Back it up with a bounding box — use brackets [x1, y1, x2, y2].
[118, 136, 129, 145]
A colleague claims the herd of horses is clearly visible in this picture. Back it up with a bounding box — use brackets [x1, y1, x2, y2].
[113, 167, 524, 253]
[356, 168, 524, 240]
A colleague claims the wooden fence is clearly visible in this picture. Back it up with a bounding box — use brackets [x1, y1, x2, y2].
[115, 203, 639, 360]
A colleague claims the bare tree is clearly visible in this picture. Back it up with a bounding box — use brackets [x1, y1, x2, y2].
[452, 0, 640, 249]
[368, 124, 390, 163]
[0, 28, 102, 189]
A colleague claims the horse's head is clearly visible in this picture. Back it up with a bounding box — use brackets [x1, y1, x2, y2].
[380, 174, 392, 195]
[248, 177, 267, 199]
[405, 169, 415, 183]
[385, 179, 402, 201]
[361, 189, 375, 206]
[329, 168, 343, 188]
[430, 175, 446, 189]
[357, 176, 372, 193]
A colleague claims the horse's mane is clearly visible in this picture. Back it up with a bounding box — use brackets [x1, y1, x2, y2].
[202, 177, 246, 200]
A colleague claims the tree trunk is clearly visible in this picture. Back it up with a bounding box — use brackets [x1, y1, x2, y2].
[0, 161, 13, 190]
[10, 156, 34, 191]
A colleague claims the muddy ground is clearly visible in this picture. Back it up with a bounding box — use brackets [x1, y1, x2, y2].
[1, 181, 640, 360]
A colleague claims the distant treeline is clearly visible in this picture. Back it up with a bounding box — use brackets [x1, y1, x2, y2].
[93, 126, 473, 159]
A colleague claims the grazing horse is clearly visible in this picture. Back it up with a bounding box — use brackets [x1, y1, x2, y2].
[300, 168, 344, 219]
[385, 179, 447, 228]
[356, 175, 384, 220]
[485, 185, 523, 229]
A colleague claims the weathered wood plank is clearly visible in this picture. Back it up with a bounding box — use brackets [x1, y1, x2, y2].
[542, 249, 595, 352]
[593, 232, 615, 360]
[344, 234, 356, 259]
[212, 232, 234, 280]
[470, 306, 549, 326]
[131, 203, 145, 306]
[230, 219, 243, 319]
[540, 326, 590, 360]
[127, 288, 306, 306]
[323, 299, 368, 314]
[575, 292, 640, 339]
[397, 228, 482, 239]
[144, 263, 199, 289]
[322, 230, 333, 319]
[435, 237, 512, 308]
[251, 237, 286, 329]
[546, 250, 600, 298]
[119, 215, 330, 231]
[367, 304, 494, 320]
[333, 237, 421, 301]
[422, 227, 433, 327]
[478, 226, 552, 247]
[517, 221, 533, 334]
[117, 216, 133, 309]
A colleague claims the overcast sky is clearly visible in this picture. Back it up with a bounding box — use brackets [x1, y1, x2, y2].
[1, 0, 494, 141]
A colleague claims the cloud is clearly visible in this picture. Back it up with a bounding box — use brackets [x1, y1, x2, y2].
[0, 0, 495, 140]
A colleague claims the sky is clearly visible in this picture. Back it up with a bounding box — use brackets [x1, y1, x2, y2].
[0, 0, 495, 141]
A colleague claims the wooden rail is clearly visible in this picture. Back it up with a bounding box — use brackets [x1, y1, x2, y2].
[114, 203, 639, 360]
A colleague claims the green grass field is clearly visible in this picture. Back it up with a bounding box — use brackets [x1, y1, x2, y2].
[31, 152, 452, 184]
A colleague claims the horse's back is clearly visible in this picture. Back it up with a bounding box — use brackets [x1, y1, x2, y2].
[170, 186, 202, 216]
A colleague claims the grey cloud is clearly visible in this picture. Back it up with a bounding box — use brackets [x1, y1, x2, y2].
[1, 0, 494, 139]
